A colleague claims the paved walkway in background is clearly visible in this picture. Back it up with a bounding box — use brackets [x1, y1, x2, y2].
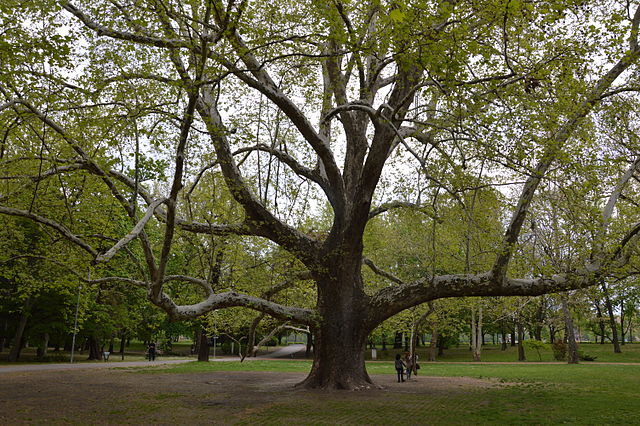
[257, 344, 306, 359]
[0, 359, 195, 374]
[0, 345, 308, 374]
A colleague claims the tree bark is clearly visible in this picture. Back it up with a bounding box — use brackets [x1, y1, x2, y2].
[601, 282, 622, 353]
[594, 301, 607, 343]
[562, 295, 579, 364]
[306, 331, 313, 358]
[41, 333, 50, 358]
[8, 297, 32, 362]
[517, 322, 526, 362]
[197, 327, 210, 362]
[393, 331, 403, 349]
[119, 334, 126, 360]
[620, 297, 626, 345]
[428, 329, 438, 361]
[471, 304, 482, 361]
[0, 317, 8, 352]
[87, 335, 102, 360]
[297, 275, 374, 389]
[298, 322, 372, 389]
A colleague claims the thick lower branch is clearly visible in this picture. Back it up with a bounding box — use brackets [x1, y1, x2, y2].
[153, 290, 318, 325]
[367, 269, 597, 327]
[0, 206, 97, 257]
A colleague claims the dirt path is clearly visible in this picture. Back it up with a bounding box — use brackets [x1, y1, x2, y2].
[0, 368, 501, 425]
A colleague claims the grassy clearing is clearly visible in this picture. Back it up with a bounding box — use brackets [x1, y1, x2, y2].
[4, 359, 638, 424]
[137, 359, 640, 424]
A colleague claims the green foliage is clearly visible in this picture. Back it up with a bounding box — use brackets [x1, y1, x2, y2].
[577, 350, 597, 362]
[523, 340, 549, 361]
[551, 340, 567, 361]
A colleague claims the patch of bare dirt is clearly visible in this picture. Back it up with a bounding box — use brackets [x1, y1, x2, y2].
[0, 369, 505, 424]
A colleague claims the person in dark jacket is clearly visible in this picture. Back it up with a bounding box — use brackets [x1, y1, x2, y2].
[148, 342, 156, 361]
[395, 354, 406, 382]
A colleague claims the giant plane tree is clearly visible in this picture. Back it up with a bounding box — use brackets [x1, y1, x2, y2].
[2, 0, 640, 388]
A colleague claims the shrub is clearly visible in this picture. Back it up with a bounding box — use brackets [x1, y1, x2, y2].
[551, 341, 567, 361]
[41, 353, 68, 362]
[523, 340, 548, 361]
[577, 351, 597, 361]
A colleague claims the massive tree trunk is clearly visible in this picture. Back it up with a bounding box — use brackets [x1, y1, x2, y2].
[298, 271, 374, 390]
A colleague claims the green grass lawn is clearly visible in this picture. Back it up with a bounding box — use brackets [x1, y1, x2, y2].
[366, 342, 640, 363]
[139, 359, 640, 425]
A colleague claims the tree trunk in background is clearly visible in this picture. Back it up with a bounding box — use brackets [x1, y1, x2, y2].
[8, 297, 32, 362]
[549, 325, 557, 344]
[198, 327, 210, 362]
[120, 335, 126, 360]
[193, 328, 201, 355]
[306, 331, 313, 358]
[601, 282, 622, 353]
[429, 329, 438, 361]
[393, 331, 403, 349]
[245, 314, 264, 359]
[619, 298, 626, 345]
[471, 305, 482, 361]
[501, 329, 507, 351]
[517, 322, 526, 361]
[42, 333, 49, 357]
[87, 336, 102, 360]
[594, 301, 607, 344]
[562, 295, 579, 364]
[510, 328, 516, 347]
[0, 317, 8, 352]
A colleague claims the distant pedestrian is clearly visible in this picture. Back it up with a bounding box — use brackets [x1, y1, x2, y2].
[395, 354, 406, 382]
[404, 352, 414, 380]
[148, 342, 156, 361]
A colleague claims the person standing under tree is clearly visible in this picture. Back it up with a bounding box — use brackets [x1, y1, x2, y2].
[148, 342, 156, 361]
[404, 352, 415, 380]
[395, 354, 406, 383]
